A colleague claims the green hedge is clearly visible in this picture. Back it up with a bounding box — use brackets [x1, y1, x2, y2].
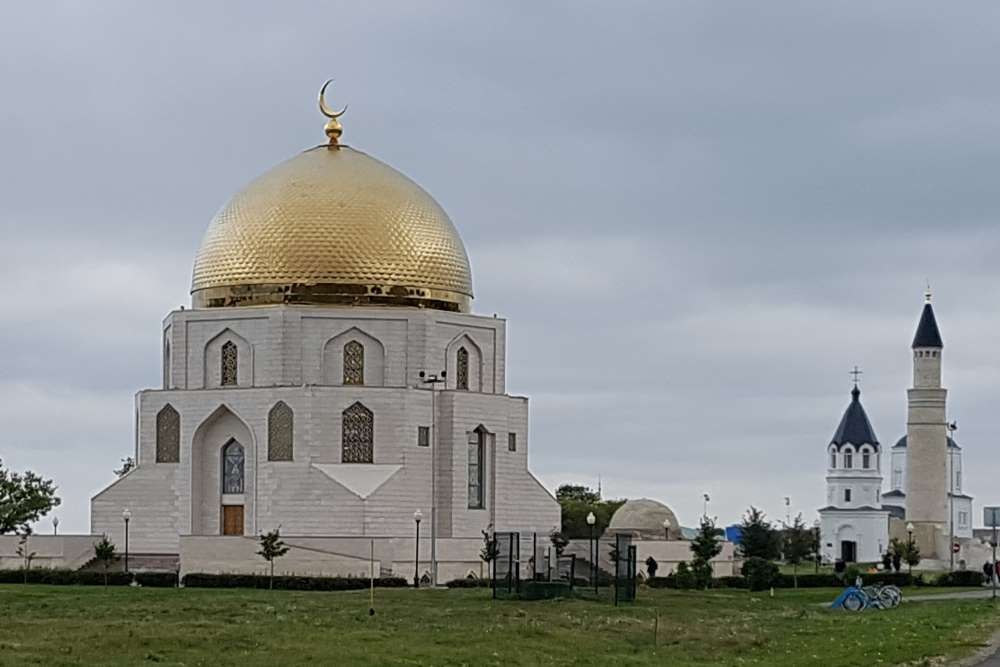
[445, 578, 490, 588]
[134, 572, 178, 588]
[181, 573, 408, 590]
[936, 570, 984, 586]
[648, 571, 919, 590]
[0, 569, 132, 586]
[520, 581, 571, 600]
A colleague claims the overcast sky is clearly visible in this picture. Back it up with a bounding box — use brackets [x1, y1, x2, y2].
[3, 2, 1000, 534]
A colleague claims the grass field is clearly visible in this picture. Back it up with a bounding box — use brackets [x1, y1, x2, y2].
[0, 584, 998, 666]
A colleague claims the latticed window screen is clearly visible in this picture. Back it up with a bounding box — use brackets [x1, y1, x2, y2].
[155, 404, 180, 463]
[221, 341, 238, 386]
[417, 426, 430, 447]
[468, 429, 484, 509]
[222, 440, 245, 494]
[342, 402, 374, 463]
[268, 401, 294, 461]
[456, 347, 469, 390]
[343, 340, 364, 385]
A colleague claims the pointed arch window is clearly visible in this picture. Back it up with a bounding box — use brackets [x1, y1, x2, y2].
[343, 340, 364, 385]
[844, 450, 853, 469]
[342, 402, 374, 463]
[155, 404, 180, 463]
[830, 449, 836, 469]
[862, 450, 871, 469]
[221, 341, 238, 386]
[222, 440, 245, 494]
[268, 401, 294, 461]
[456, 347, 469, 390]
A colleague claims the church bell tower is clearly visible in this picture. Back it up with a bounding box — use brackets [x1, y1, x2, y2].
[903, 290, 948, 559]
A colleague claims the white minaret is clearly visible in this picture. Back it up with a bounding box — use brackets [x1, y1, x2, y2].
[818, 378, 889, 563]
[903, 290, 948, 559]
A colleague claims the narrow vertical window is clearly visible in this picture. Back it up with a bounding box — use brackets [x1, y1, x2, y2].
[417, 426, 430, 447]
[862, 451, 870, 469]
[155, 404, 180, 463]
[268, 401, 294, 461]
[508, 433, 517, 452]
[343, 340, 364, 385]
[342, 402, 374, 463]
[456, 347, 469, 390]
[830, 450, 836, 468]
[222, 440, 245, 494]
[844, 488, 852, 503]
[844, 451, 853, 469]
[163, 339, 171, 389]
[468, 429, 484, 509]
[221, 341, 238, 386]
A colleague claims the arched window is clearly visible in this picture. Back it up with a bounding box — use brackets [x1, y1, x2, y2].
[456, 347, 469, 390]
[268, 401, 293, 461]
[156, 404, 180, 463]
[222, 440, 245, 494]
[844, 450, 853, 469]
[221, 341, 238, 386]
[830, 449, 837, 469]
[468, 427, 486, 509]
[861, 449, 871, 469]
[342, 402, 373, 463]
[343, 340, 364, 385]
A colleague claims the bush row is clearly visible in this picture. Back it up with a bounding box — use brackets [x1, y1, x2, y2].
[445, 578, 491, 588]
[649, 571, 923, 590]
[0, 569, 176, 587]
[180, 573, 408, 590]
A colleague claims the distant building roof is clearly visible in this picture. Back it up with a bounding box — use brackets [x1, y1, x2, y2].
[882, 489, 905, 498]
[830, 386, 879, 449]
[817, 505, 887, 513]
[912, 301, 943, 348]
[893, 435, 959, 450]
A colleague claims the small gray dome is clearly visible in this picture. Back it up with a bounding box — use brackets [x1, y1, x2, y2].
[606, 498, 681, 540]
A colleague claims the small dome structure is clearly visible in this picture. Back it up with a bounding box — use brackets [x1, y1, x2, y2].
[606, 498, 681, 540]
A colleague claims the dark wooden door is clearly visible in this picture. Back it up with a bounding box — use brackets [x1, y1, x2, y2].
[840, 540, 857, 563]
[222, 505, 244, 536]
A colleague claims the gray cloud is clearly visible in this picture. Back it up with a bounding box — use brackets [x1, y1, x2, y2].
[3, 1, 1000, 533]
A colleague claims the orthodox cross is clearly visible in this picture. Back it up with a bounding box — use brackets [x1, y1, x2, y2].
[850, 366, 863, 386]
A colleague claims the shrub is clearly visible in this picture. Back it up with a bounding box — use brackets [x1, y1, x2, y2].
[180, 573, 407, 590]
[673, 561, 698, 590]
[741, 557, 779, 591]
[520, 581, 571, 600]
[445, 578, 490, 588]
[134, 571, 178, 588]
[715, 575, 747, 589]
[936, 570, 984, 587]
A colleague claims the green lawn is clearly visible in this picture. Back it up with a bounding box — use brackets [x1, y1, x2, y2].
[0, 584, 997, 666]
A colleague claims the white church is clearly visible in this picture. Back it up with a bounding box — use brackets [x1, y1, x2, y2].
[88, 86, 560, 581]
[819, 295, 977, 567]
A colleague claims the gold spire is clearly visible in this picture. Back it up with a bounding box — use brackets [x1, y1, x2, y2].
[318, 79, 348, 147]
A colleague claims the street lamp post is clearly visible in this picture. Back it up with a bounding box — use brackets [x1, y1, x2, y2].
[52, 517, 59, 536]
[413, 509, 423, 588]
[662, 517, 671, 541]
[906, 522, 914, 577]
[122, 509, 132, 574]
[586, 511, 597, 594]
[947, 421, 957, 572]
[419, 370, 446, 587]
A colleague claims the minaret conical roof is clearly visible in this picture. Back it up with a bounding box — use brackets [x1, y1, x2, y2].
[912, 302, 943, 349]
[830, 385, 879, 448]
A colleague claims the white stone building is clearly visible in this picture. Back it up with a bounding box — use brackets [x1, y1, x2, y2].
[89, 94, 560, 580]
[818, 385, 890, 563]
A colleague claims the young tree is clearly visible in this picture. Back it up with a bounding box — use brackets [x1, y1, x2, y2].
[0, 459, 61, 534]
[15, 527, 36, 584]
[738, 507, 781, 561]
[689, 516, 723, 589]
[782, 514, 815, 588]
[555, 483, 627, 539]
[257, 528, 290, 589]
[93, 535, 117, 586]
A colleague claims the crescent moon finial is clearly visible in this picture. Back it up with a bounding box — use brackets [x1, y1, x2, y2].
[319, 79, 348, 119]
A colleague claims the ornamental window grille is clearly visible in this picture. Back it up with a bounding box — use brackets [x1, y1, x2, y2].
[268, 401, 294, 461]
[456, 347, 469, 390]
[221, 341, 238, 386]
[862, 451, 870, 469]
[343, 340, 365, 385]
[844, 451, 853, 469]
[468, 428, 485, 509]
[417, 426, 430, 447]
[155, 404, 180, 463]
[508, 432, 517, 452]
[342, 402, 374, 463]
[222, 440, 245, 494]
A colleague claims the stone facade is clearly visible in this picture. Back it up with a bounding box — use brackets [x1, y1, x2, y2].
[91, 305, 560, 575]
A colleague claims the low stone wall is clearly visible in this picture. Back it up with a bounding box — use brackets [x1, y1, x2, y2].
[0, 535, 100, 571]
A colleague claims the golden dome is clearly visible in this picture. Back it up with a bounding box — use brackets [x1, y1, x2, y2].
[191, 145, 473, 311]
